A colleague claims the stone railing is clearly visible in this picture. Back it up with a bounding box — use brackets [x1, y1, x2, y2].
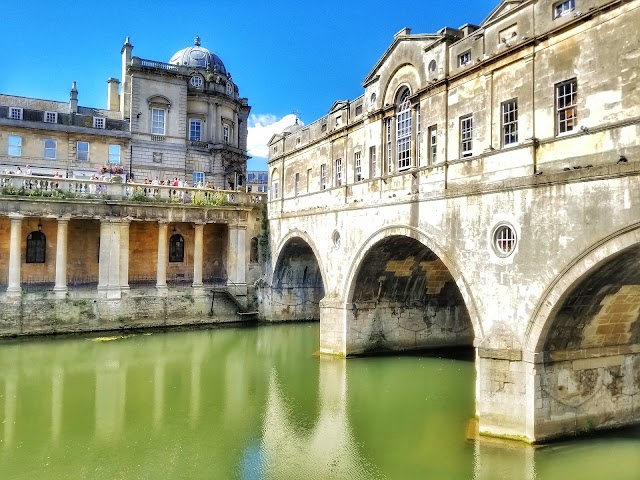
[0, 173, 266, 206]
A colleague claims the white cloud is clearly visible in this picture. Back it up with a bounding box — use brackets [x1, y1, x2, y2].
[247, 113, 302, 160]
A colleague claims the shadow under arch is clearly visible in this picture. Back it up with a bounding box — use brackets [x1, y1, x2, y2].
[341, 225, 482, 353]
[525, 224, 640, 353]
[269, 229, 327, 322]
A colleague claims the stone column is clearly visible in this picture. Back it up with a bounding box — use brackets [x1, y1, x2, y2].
[54, 217, 69, 294]
[192, 223, 204, 293]
[227, 225, 247, 296]
[7, 214, 23, 296]
[119, 220, 130, 291]
[98, 218, 122, 299]
[156, 221, 168, 292]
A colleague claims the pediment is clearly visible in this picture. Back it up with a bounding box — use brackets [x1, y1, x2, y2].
[481, 1, 527, 26]
[328, 100, 349, 113]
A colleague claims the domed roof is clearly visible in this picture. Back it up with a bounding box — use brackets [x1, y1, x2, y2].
[169, 36, 227, 75]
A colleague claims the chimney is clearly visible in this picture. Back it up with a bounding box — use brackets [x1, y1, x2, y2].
[107, 78, 120, 111]
[69, 81, 78, 114]
[121, 36, 133, 118]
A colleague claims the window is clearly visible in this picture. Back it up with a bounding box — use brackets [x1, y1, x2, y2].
[44, 111, 58, 123]
[77, 141, 89, 162]
[193, 171, 204, 185]
[190, 75, 203, 88]
[226, 82, 233, 95]
[554, 0, 575, 18]
[8, 135, 22, 157]
[169, 234, 184, 263]
[307, 168, 312, 192]
[493, 224, 517, 257]
[152, 108, 166, 135]
[335, 158, 342, 186]
[320, 164, 328, 190]
[93, 117, 105, 129]
[396, 92, 412, 171]
[385, 117, 393, 173]
[223, 123, 230, 143]
[321, 123, 327, 133]
[273, 145, 278, 154]
[458, 50, 472, 67]
[26, 231, 46, 264]
[355, 105, 363, 116]
[502, 99, 518, 146]
[272, 180, 279, 199]
[556, 79, 577, 134]
[355, 151, 362, 181]
[428, 126, 437, 164]
[44, 139, 57, 159]
[294, 172, 300, 196]
[416, 106, 422, 166]
[9, 107, 23, 120]
[109, 145, 121, 164]
[189, 119, 202, 141]
[369, 146, 377, 178]
[460, 115, 473, 158]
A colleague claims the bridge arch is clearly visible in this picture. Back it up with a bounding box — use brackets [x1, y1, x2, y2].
[340, 225, 481, 354]
[268, 229, 326, 322]
[525, 224, 640, 353]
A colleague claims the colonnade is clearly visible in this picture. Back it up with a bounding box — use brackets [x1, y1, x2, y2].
[4, 213, 247, 298]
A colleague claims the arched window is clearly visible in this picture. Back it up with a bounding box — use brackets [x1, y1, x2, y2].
[26, 231, 46, 263]
[396, 90, 412, 171]
[250, 237, 259, 263]
[169, 234, 184, 262]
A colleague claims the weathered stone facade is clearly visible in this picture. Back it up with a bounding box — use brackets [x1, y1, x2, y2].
[265, 0, 640, 442]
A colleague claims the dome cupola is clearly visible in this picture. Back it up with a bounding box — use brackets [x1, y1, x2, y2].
[169, 36, 227, 75]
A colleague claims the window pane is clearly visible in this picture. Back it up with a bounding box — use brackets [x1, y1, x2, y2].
[44, 139, 57, 159]
[8, 135, 22, 157]
[152, 109, 165, 135]
[109, 145, 121, 164]
[77, 141, 89, 161]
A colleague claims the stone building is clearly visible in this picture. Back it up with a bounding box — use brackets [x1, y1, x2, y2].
[265, 0, 640, 442]
[119, 36, 251, 188]
[0, 37, 264, 335]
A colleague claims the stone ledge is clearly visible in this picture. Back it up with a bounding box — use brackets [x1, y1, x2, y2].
[478, 347, 522, 361]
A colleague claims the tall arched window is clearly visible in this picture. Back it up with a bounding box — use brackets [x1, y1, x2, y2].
[250, 237, 259, 263]
[26, 231, 46, 263]
[396, 90, 412, 171]
[169, 234, 184, 262]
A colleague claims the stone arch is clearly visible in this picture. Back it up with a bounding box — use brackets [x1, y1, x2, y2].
[341, 225, 482, 353]
[382, 64, 420, 107]
[525, 225, 640, 353]
[268, 230, 327, 322]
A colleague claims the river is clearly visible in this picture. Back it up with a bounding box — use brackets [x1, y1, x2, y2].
[0, 323, 638, 479]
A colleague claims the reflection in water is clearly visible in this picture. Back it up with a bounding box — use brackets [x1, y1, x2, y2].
[0, 325, 637, 480]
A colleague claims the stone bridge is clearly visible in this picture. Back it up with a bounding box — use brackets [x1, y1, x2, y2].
[262, 162, 640, 443]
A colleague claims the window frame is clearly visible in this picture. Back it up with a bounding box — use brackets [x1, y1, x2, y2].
[151, 108, 166, 135]
[354, 151, 362, 182]
[8, 135, 22, 157]
[556, 78, 577, 135]
[26, 231, 46, 264]
[369, 146, 377, 179]
[93, 117, 106, 129]
[396, 92, 412, 171]
[428, 125, 437, 164]
[223, 123, 231, 143]
[44, 111, 58, 124]
[294, 172, 300, 196]
[189, 119, 202, 141]
[77, 141, 90, 162]
[108, 144, 121, 164]
[553, 0, 575, 19]
[193, 171, 205, 185]
[501, 98, 519, 147]
[169, 234, 184, 263]
[458, 50, 472, 67]
[385, 117, 393, 174]
[44, 138, 57, 159]
[460, 115, 473, 158]
[8, 107, 23, 120]
[320, 163, 327, 190]
[335, 158, 343, 186]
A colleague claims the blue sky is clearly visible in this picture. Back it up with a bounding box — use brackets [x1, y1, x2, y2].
[1, 0, 494, 170]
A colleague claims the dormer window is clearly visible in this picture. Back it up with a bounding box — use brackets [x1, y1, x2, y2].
[458, 51, 472, 67]
[9, 107, 22, 120]
[226, 82, 233, 95]
[554, 0, 575, 18]
[44, 111, 58, 123]
[93, 117, 106, 129]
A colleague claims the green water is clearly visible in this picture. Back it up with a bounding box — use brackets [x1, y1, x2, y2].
[0, 323, 638, 479]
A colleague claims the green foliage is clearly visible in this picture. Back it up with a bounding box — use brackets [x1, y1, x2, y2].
[131, 187, 155, 202]
[191, 190, 228, 206]
[1, 185, 25, 196]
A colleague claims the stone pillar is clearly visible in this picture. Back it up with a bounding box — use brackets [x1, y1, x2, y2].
[54, 217, 69, 294]
[156, 221, 168, 292]
[227, 225, 247, 296]
[192, 223, 204, 293]
[319, 296, 349, 356]
[98, 218, 123, 299]
[119, 220, 130, 291]
[7, 214, 23, 296]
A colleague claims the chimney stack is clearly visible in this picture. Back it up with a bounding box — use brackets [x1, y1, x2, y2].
[69, 81, 78, 114]
[107, 78, 120, 111]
